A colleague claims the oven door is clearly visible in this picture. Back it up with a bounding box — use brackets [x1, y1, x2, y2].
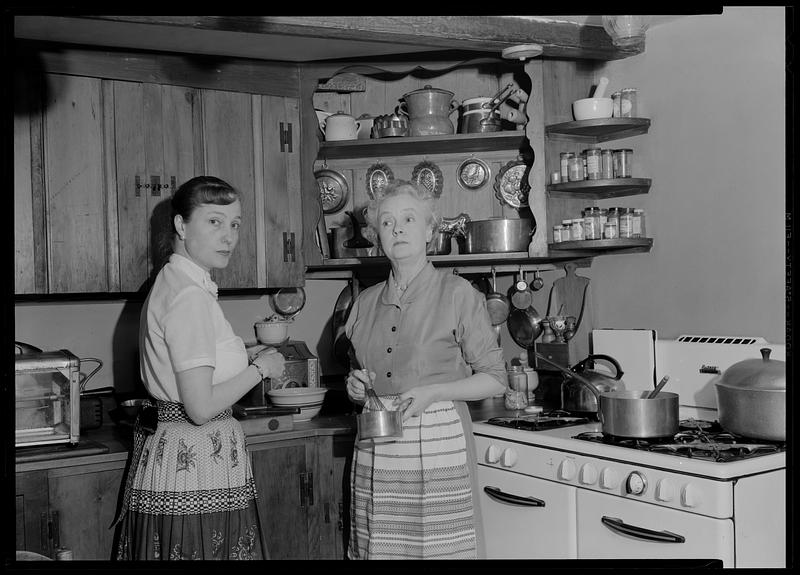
[478, 464, 577, 559]
[576, 489, 734, 567]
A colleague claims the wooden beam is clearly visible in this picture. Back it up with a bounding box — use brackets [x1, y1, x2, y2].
[78, 15, 641, 61]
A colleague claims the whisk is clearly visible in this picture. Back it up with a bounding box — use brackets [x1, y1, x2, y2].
[362, 367, 386, 411]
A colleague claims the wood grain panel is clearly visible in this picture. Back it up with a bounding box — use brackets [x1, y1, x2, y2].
[43, 74, 108, 293]
[112, 81, 149, 292]
[15, 472, 49, 556]
[201, 89, 257, 288]
[28, 73, 48, 293]
[101, 80, 120, 292]
[14, 68, 35, 294]
[299, 65, 328, 266]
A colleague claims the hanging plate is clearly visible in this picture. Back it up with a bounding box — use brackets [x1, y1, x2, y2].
[456, 157, 491, 191]
[366, 162, 394, 199]
[315, 168, 349, 214]
[494, 158, 531, 208]
[411, 160, 444, 197]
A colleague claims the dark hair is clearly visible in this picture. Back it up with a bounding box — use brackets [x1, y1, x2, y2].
[171, 175, 239, 223]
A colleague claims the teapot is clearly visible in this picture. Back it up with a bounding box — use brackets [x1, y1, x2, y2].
[560, 354, 625, 414]
[320, 111, 360, 141]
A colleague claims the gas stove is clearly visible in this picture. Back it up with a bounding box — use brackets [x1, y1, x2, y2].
[474, 334, 787, 567]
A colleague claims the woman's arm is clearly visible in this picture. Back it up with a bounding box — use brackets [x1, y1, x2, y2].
[394, 373, 505, 420]
[176, 349, 285, 425]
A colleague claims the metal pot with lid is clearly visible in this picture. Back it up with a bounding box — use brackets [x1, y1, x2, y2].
[561, 354, 625, 414]
[399, 85, 459, 136]
[714, 347, 785, 441]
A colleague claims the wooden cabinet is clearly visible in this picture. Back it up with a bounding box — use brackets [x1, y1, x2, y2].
[112, 80, 202, 292]
[248, 435, 342, 559]
[16, 461, 126, 560]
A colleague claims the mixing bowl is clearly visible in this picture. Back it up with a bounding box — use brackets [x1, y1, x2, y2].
[267, 387, 328, 421]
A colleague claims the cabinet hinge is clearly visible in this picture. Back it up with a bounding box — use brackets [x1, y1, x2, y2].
[279, 122, 293, 153]
[135, 175, 142, 197]
[306, 471, 314, 506]
[283, 232, 296, 263]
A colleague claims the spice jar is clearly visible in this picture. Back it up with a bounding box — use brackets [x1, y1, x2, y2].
[618, 207, 635, 238]
[605, 207, 620, 239]
[598, 207, 608, 229]
[550, 170, 561, 185]
[582, 207, 601, 240]
[568, 155, 583, 182]
[620, 88, 638, 118]
[633, 208, 646, 238]
[560, 152, 574, 181]
[570, 218, 585, 240]
[553, 225, 564, 243]
[613, 149, 633, 178]
[601, 149, 614, 179]
[603, 222, 618, 239]
[585, 148, 602, 180]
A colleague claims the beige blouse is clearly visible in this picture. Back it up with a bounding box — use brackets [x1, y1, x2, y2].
[344, 262, 506, 395]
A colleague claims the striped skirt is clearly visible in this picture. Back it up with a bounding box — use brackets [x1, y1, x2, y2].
[348, 398, 477, 560]
[114, 401, 269, 560]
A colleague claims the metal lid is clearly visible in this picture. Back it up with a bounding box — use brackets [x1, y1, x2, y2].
[716, 348, 785, 391]
[403, 84, 454, 97]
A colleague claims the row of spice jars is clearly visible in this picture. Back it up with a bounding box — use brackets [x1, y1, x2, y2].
[553, 207, 647, 242]
[554, 148, 632, 183]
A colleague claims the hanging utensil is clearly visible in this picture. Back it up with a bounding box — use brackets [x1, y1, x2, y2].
[531, 270, 544, 291]
[485, 268, 510, 326]
[509, 266, 533, 310]
[507, 305, 543, 348]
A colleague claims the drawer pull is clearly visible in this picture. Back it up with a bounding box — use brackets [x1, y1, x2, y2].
[601, 516, 685, 543]
[483, 485, 545, 507]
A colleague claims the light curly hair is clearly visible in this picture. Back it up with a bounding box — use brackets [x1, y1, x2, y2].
[364, 180, 442, 237]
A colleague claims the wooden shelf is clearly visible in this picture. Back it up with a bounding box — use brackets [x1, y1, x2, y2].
[548, 238, 653, 253]
[547, 178, 651, 199]
[545, 118, 650, 143]
[317, 131, 527, 160]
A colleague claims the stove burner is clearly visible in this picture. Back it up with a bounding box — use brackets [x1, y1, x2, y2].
[486, 411, 590, 431]
[573, 420, 786, 463]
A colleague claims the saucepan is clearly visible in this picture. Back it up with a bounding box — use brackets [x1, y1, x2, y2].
[536, 353, 678, 439]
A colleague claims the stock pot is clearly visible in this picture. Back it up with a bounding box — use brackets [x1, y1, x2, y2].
[457, 217, 535, 254]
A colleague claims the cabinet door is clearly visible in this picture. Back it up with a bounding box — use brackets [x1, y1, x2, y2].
[47, 462, 126, 560]
[248, 439, 312, 559]
[43, 74, 110, 293]
[201, 89, 258, 289]
[260, 95, 304, 287]
[331, 434, 355, 559]
[16, 471, 50, 556]
[113, 81, 202, 292]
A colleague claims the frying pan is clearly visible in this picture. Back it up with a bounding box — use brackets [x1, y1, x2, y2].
[507, 305, 543, 348]
[485, 268, 510, 326]
[271, 287, 306, 319]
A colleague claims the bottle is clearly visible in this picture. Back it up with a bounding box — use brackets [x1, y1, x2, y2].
[540, 319, 555, 343]
[568, 156, 583, 182]
[518, 350, 540, 404]
[633, 208, 646, 238]
[560, 152, 574, 181]
[505, 365, 528, 410]
[601, 149, 614, 179]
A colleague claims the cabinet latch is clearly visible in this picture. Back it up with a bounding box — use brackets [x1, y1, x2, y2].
[283, 232, 296, 263]
[150, 175, 161, 197]
[279, 122, 293, 153]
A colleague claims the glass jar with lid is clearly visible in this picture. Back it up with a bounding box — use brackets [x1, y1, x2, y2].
[613, 149, 633, 178]
[582, 207, 601, 240]
[601, 149, 614, 179]
[568, 155, 583, 182]
[570, 219, 585, 241]
[560, 152, 574, 181]
[553, 225, 564, 243]
[605, 207, 620, 239]
[632, 208, 646, 238]
[620, 88, 638, 118]
[585, 148, 602, 180]
[618, 207, 635, 238]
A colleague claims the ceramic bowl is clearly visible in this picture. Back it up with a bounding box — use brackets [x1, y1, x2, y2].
[572, 97, 613, 120]
[267, 387, 328, 421]
[254, 319, 290, 345]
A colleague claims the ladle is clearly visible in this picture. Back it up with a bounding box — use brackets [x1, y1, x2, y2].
[647, 375, 670, 399]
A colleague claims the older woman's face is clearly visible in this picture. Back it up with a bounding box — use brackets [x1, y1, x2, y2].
[376, 192, 432, 262]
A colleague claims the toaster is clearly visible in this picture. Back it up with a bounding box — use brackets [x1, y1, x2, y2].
[15, 350, 81, 447]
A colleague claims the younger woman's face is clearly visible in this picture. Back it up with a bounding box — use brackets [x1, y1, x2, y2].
[376, 192, 432, 262]
[175, 200, 242, 272]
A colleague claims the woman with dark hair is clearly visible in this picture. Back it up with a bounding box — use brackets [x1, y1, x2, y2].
[114, 176, 284, 560]
[343, 180, 506, 559]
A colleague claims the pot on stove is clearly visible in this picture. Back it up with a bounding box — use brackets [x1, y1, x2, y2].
[561, 354, 625, 414]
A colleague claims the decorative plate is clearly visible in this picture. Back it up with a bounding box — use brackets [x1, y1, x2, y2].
[456, 157, 491, 191]
[411, 160, 444, 198]
[366, 162, 394, 199]
[315, 168, 349, 214]
[494, 158, 531, 208]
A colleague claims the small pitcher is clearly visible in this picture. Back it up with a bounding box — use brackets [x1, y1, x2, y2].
[321, 111, 360, 141]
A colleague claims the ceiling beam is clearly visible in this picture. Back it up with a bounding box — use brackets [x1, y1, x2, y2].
[76, 15, 640, 61]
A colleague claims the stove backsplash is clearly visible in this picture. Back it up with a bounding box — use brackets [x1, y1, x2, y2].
[591, 329, 785, 421]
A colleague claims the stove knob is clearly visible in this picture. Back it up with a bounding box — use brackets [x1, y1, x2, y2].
[625, 471, 648, 496]
[600, 468, 620, 490]
[681, 483, 702, 508]
[579, 463, 598, 485]
[486, 444, 502, 464]
[558, 459, 577, 481]
[656, 479, 675, 502]
[501, 448, 518, 468]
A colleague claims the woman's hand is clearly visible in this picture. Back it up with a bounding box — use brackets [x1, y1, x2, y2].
[393, 385, 440, 421]
[252, 347, 286, 380]
[346, 368, 373, 405]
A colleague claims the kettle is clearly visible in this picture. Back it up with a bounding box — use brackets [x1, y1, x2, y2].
[320, 111, 360, 142]
[560, 354, 625, 414]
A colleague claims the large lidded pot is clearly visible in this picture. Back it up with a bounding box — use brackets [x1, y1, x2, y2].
[399, 85, 459, 136]
[714, 348, 785, 441]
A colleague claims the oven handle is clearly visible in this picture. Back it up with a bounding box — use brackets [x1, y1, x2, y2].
[483, 486, 545, 507]
[601, 516, 686, 543]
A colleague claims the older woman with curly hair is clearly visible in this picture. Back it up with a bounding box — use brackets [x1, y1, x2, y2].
[343, 180, 506, 559]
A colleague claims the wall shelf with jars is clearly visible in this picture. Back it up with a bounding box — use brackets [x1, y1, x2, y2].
[545, 118, 650, 143]
[547, 177, 651, 199]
